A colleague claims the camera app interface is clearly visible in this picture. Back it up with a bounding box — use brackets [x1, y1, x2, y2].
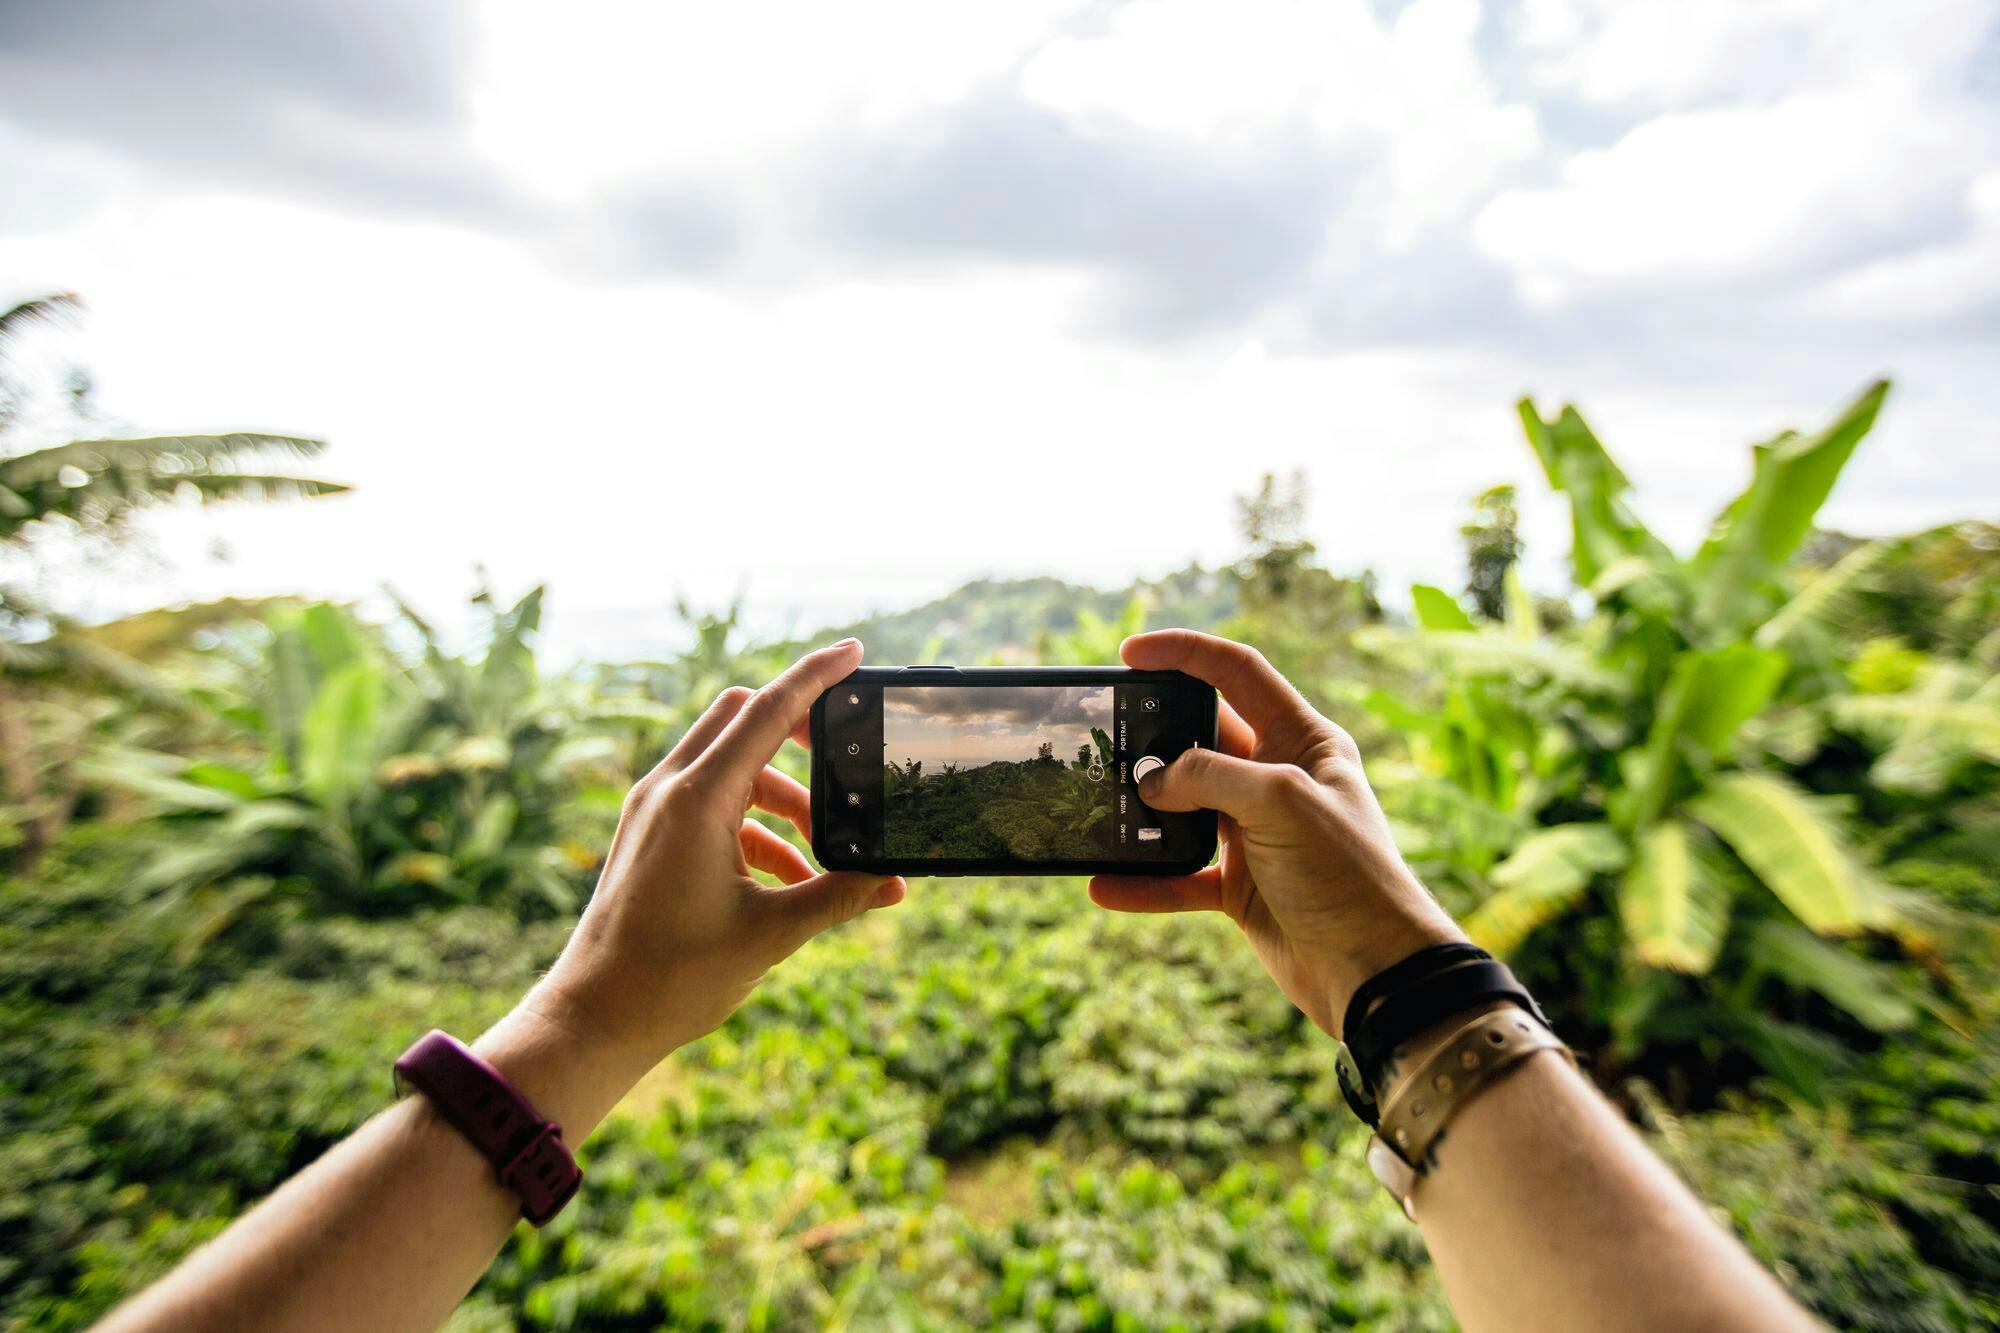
[877, 684, 1184, 862]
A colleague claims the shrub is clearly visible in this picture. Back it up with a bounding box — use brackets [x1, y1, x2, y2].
[1645, 1088, 2000, 1331]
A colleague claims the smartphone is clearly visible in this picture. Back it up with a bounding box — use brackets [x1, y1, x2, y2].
[810, 666, 1218, 876]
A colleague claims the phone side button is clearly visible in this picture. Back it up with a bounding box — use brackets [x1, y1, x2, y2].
[903, 664, 958, 672]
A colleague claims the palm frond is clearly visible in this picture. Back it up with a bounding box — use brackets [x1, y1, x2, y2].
[0, 432, 343, 539]
[0, 293, 81, 344]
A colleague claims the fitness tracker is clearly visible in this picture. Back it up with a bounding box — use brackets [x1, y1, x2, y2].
[392, 1029, 582, 1226]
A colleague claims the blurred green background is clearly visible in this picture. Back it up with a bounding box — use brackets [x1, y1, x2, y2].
[3, 290, 1997, 1330]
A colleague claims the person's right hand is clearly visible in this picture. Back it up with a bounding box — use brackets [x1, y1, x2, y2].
[1090, 630, 1463, 1039]
[521, 639, 905, 1079]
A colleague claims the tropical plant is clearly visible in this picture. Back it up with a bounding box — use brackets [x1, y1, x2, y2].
[0, 294, 343, 870]
[1358, 381, 1972, 1090]
[87, 588, 645, 932]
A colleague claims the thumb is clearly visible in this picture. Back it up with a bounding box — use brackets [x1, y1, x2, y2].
[767, 871, 906, 949]
[1139, 747, 1290, 822]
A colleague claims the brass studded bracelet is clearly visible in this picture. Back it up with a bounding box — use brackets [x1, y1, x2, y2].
[1364, 1006, 1572, 1218]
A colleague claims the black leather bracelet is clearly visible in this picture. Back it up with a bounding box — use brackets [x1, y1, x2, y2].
[1340, 942, 1488, 1043]
[1336, 950, 1551, 1127]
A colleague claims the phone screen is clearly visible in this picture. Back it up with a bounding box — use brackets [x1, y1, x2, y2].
[885, 684, 1120, 860]
[814, 669, 1216, 874]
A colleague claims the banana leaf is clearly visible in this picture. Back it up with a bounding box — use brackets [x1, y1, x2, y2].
[1686, 772, 1888, 934]
[1620, 820, 1733, 973]
[1466, 822, 1628, 954]
[1691, 381, 1888, 635]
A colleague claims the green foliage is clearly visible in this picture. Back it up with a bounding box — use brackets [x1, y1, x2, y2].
[886, 758, 1114, 860]
[1685, 774, 1887, 934]
[4, 371, 1997, 1330]
[1619, 820, 1732, 972]
[0, 889, 548, 1324]
[1646, 1087, 2000, 1330]
[83, 588, 654, 928]
[0, 294, 344, 876]
[1363, 380, 1994, 1101]
[1688, 381, 1888, 637]
[974, 1150, 1450, 1332]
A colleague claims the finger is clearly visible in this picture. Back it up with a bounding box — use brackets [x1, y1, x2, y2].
[750, 765, 812, 840]
[1088, 866, 1224, 915]
[657, 686, 754, 775]
[1138, 746, 1294, 821]
[1217, 699, 1255, 758]
[1120, 630, 1317, 739]
[764, 871, 906, 948]
[740, 820, 815, 884]
[691, 640, 864, 783]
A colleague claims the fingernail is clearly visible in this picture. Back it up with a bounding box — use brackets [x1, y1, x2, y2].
[1138, 771, 1163, 800]
[830, 637, 860, 650]
[873, 878, 906, 908]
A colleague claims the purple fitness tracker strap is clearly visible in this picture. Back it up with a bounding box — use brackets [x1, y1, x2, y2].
[392, 1029, 581, 1226]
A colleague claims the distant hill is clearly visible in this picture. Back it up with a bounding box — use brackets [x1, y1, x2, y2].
[808, 566, 1238, 664]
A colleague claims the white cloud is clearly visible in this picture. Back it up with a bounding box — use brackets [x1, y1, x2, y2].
[467, 0, 1088, 202]
[1019, 0, 1539, 245]
[1800, 170, 2000, 323]
[1473, 85, 1981, 303]
[1517, 0, 1993, 107]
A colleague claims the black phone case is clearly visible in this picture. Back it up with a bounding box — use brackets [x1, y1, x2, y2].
[810, 666, 1219, 877]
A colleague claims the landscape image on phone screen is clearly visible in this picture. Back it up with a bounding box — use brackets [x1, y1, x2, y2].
[883, 686, 1116, 859]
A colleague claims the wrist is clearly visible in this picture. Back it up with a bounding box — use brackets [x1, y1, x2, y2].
[473, 987, 660, 1142]
[1321, 910, 1468, 1039]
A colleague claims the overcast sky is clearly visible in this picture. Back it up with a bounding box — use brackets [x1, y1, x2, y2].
[885, 685, 1112, 768]
[3, 0, 1996, 658]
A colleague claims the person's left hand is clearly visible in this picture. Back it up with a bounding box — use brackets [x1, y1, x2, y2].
[523, 639, 904, 1075]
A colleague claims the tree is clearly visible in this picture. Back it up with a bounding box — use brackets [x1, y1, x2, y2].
[1219, 472, 1383, 719]
[1459, 483, 1523, 622]
[1233, 470, 1315, 607]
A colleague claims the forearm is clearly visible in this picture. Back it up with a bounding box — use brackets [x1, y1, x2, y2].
[99, 995, 652, 1333]
[1403, 1034, 1816, 1332]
